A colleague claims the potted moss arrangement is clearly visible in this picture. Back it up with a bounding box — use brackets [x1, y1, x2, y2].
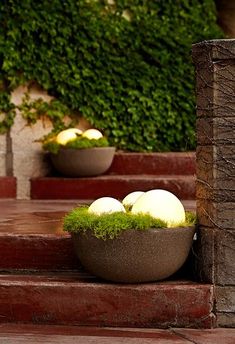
[64, 189, 196, 283]
[42, 128, 115, 177]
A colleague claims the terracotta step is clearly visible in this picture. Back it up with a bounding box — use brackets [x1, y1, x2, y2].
[0, 272, 214, 328]
[0, 199, 195, 271]
[0, 233, 79, 271]
[0, 200, 81, 271]
[0, 177, 16, 198]
[0, 324, 234, 344]
[31, 175, 195, 200]
[107, 152, 195, 175]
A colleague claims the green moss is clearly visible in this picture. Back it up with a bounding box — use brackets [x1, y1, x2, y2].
[185, 211, 197, 226]
[66, 137, 109, 149]
[42, 135, 110, 154]
[63, 207, 196, 240]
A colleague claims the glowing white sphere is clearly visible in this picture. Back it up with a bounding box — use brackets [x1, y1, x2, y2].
[88, 197, 126, 215]
[56, 128, 82, 145]
[82, 129, 103, 140]
[131, 189, 185, 227]
[122, 191, 145, 208]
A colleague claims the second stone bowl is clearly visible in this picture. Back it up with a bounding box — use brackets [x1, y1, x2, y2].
[50, 147, 115, 177]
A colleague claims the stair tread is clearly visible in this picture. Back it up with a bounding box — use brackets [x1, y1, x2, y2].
[33, 174, 195, 180]
[0, 199, 195, 235]
[0, 271, 214, 328]
[0, 324, 233, 344]
[0, 271, 202, 285]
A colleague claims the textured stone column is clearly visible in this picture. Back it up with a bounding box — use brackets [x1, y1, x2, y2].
[192, 39, 235, 327]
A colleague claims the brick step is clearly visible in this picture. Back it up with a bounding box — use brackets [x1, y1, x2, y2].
[0, 177, 16, 198]
[0, 272, 214, 328]
[0, 199, 79, 271]
[0, 199, 195, 271]
[106, 152, 195, 175]
[0, 324, 233, 344]
[31, 175, 195, 200]
[0, 232, 79, 271]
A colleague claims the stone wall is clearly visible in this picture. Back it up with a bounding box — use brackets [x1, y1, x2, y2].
[0, 133, 7, 176]
[2, 84, 91, 199]
[10, 85, 54, 199]
[192, 39, 235, 327]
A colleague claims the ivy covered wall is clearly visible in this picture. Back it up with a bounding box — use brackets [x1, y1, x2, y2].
[0, 0, 223, 152]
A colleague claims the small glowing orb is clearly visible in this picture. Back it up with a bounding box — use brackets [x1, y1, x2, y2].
[122, 191, 145, 208]
[88, 197, 126, 215]
[82, 129, 103, 140]
[56, 128, 82, 145]
[131, 189, 185, 227]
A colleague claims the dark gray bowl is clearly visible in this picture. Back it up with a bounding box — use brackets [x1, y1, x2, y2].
[71, 226, 195, 283]
[50, 147, 115, 177]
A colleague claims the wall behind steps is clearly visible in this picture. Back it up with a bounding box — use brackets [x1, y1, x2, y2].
[10, 85, 54, 199]
[0, 134, 6, 176]
[3, 84, 91, 199]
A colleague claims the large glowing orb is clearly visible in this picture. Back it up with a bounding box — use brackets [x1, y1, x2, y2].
[82, 129, 103, 140]
[88, 197, 126, 215]
[122, 191, 145, 208]
[56, 128, 82, 145]
[131, 189, 185, 227]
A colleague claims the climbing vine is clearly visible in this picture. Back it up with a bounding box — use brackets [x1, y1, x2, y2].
[0, 0, 223, 151]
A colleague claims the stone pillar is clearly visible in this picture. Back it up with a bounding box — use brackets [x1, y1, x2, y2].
[192, 39, 235, 327]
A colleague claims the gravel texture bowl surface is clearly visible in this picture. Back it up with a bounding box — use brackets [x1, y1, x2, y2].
[72, 226, 195, 283]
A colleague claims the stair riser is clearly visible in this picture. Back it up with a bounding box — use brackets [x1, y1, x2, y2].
[0, 279, 214, 328]
[0, 235, 194, 277]
[31, 178, 195, 200]
[0, 177, 16, 198]
[0, 235, 79, 271]
[107, 153, 196, 175]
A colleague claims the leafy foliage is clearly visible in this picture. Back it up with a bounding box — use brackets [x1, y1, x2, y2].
[0, 0, 223, 151]
[63, 206, 196, 240]
[0, 91, 16, 134]
[18, 92, 77, 129]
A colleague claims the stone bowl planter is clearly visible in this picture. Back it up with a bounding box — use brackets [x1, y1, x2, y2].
[71, 226, 195, 283]
[50, 147, 115, 177]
